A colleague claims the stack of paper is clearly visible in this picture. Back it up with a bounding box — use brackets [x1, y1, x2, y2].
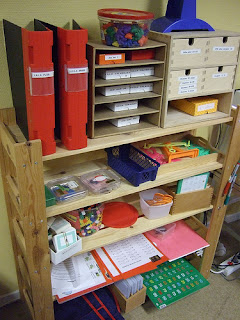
[115, 275, 144, 299]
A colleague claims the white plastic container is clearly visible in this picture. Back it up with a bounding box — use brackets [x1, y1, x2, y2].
[139, 188, 173, 219]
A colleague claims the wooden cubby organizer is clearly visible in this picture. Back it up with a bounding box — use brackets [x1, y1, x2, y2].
[87, 40, 166, 138]
[149, 30, 240, 128]
[1, 105, 240, 320]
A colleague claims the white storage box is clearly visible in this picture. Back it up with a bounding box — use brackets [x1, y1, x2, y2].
[139, 188, 173, 219]
[50, 236, 82, 265]
[97, 68, 131, 80]
[107, 100, 138, 112]
[99, 85, 130, 96]
[130, 66, 154, 78]
[130, 83, 153, 93]
[109, 116, 140, 127]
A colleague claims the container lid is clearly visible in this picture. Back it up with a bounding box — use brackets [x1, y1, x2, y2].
[46, 176, 88, 202]
[98, 8, 154, 20]
[102, 202, 138, 228]
[80, 169, 121, 194]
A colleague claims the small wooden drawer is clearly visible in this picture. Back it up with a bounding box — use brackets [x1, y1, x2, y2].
[163, 186, 214, 215]
[111, 284, 146, 314]
[170, 38, 208, 68]
[203, 65, 236, 93]
[206, 36, 240, 66]
[168, 68, 205, 99]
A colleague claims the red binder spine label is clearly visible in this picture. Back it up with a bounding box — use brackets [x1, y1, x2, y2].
[65, 64, 88, 92]
[22, 29, 56, 156]
[29, 67, 54, 96]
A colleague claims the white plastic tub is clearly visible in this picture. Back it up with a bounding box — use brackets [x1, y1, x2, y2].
[139, 188, 173, 219]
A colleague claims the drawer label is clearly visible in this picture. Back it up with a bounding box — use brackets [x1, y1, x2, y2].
[178, 76, 198, 81]
[105, 54, 122, 61]
[198, 103, 215, 112]
[213, 46, 235, 52]
[180, 49, 201, 55]
[178, 88, 197, 95]
[212, 73, 228, 78]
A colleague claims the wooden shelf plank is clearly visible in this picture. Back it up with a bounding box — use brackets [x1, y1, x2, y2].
[95, 92, 161, 105]
[94, 120, 157, 137]
[95, 59, 165, 69]
[95, 105, 158, 122]
[45, 158, 222, 217]
[95, 107, 157, 122]
[43, 115, 232, 161]
[77, 206, 213, 254]
[95, 76, 163, 87]
[165, 108, 230, 128]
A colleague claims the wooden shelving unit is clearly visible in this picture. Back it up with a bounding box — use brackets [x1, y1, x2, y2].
[0, 106, 240, 320]
[87, 40, 166, 138]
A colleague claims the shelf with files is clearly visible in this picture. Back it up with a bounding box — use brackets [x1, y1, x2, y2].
[1, 106, 240, 320]
[87, 40, 166, 138]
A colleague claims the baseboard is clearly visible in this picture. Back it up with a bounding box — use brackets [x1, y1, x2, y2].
[225, 211, 240, 223]
[0, 290, 20, 308]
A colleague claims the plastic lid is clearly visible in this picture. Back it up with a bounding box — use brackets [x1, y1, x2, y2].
[80, 169, 121, 194]
[46, 176, 88, 202]
[102, 202, 138, 228]
[98, 8, 154, 20]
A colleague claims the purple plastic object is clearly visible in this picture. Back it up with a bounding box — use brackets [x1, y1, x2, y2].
[151, 0, 214, 33]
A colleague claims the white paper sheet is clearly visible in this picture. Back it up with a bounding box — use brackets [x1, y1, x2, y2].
[51, 252, 106, 298]
[96, 247, 120, 277]
[104, 234, 163, 274]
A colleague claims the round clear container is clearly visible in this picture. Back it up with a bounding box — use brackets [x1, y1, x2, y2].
[97, 8, 154, 48]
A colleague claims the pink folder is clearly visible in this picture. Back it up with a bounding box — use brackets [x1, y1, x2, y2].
[145, 220, 209, 261]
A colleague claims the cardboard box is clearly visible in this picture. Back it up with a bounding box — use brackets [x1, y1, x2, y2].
[50, 236, 82, 265]
[130, 66, 154, 78]
[96, 53, 125, 65]
[107, 100, 138, 112]
[170, 97, 218, 116]
[111, 284, 146, 313]
[129, 83, 153, 93]
[97, 68, 130, 80]
[162, 186, 214, 215]
[109, 116, 140, 127]
[126, 49, 155, 60]
[98, 85, 130, 96]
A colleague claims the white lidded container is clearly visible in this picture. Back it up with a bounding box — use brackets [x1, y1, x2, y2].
[139, 188, 173, 219]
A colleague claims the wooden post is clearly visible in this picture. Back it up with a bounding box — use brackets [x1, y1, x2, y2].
[0, 108, 54, 320]
[200, 106, 240, 277]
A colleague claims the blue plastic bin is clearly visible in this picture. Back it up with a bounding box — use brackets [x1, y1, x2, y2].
[105, 144, 160, 187]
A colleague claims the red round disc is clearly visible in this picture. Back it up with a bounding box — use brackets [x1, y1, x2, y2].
[102, 202, 138, 228]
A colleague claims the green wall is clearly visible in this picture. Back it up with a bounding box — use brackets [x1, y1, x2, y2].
[0, 0, 240, 296]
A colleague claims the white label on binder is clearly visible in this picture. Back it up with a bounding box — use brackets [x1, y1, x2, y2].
[213, 46, 234, 52]
[31, 71, 54, 78]
[105, 54, 122, 61]
[212, 73, 228, 78]
[197, 103, 215, 112]
[67, 67, 88, 74]
[180, 49, 201, 54]
[178, 75, 198, 81]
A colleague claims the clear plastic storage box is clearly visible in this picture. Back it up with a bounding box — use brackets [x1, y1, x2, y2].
[80, 169, 121, 194]
[97, 8, 154, 48]
[46, 176, 88, 202]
